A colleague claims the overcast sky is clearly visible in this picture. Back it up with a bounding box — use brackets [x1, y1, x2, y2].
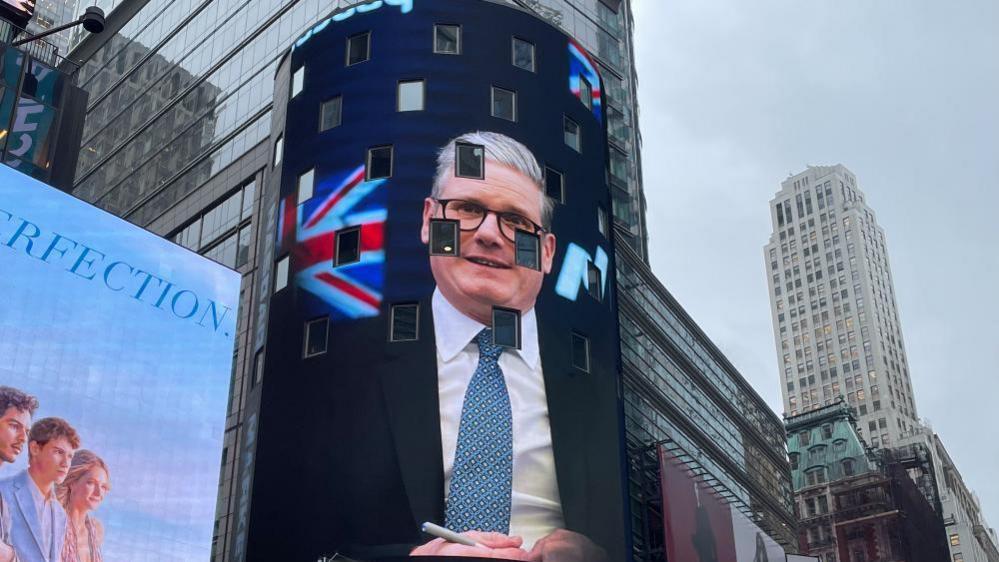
[632, 0, 999, 529]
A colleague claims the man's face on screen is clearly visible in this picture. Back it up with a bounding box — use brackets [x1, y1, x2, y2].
[422, 161, 555, 323]
[0, 407, 31, 463]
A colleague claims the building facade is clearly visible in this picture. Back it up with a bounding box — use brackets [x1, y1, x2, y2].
[63, 0, 793, 559]
[787, 402, 949, 562]
[899, 427, 999, 562]
[766, 165, 918, 448]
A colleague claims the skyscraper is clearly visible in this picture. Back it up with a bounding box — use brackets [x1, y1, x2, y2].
[766, 164, 918, 448]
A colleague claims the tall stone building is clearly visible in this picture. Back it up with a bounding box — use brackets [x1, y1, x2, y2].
[765, 164, 918, 448]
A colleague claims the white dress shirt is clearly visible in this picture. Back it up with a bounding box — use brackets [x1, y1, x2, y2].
[28, 476, 56, 560]
[433, 289, 564, 550]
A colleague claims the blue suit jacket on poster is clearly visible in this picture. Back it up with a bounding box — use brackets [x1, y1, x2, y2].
[0, 470, 66, 562]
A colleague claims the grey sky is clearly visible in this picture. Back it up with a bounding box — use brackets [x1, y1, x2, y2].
[633, 0, 999, 528]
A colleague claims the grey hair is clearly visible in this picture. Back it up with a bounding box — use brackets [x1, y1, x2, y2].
[432, 131, 554, 229]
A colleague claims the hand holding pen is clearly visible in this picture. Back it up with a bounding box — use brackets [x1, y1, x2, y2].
[411, 522, 531, 560]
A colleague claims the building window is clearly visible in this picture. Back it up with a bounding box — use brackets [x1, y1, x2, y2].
[571, 332, 590, 372]
[434, 24, 460, 54]
[597, 207, 609, 237]
[544, 166, 564, 203]
[789, 453, 799, 470]
[822, 424, 833, 439]
[397, 79, 425, 111]
[297, 168, 315, 202]
[799, 430, 811, 446]
[563, 115, 581, 151]
[512, 36, 535, 71]
[514, 229, 540, 270]
[320, 96, 342, 131]
[334, 226, 361, 266]
[953, 554, 963, 562]
[390, 303, 420, 341]
[842, 458, 856, 476]
[429, 219, 459, 256]
[491, 86, 517, 121]
[274, 255, 289, 293]
[578, 75, 592, 110]
[366, 145, 393, 179]
[805, 467, 826, 486]
[303, 317, 329, 358]
[492, 307, 521, 349]
[273, 135, 283, 166]
[455, 142, 484, 179]
[586, 261, 602, 301]
[291, 66, 304, 97]
[950, 534, 960, 547]
[346, 31, 371, 65]
[253, 349, 264, 386]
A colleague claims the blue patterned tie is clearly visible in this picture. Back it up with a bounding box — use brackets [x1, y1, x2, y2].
[444, 328, 513, 534]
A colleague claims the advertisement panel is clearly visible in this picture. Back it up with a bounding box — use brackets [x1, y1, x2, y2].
[238, 1, 628, 560]
[659, 446, 786, 562]
[0, 164, 240, 561]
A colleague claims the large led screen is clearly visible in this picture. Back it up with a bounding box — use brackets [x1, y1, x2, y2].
[0, 164, 240, 561]
[659, 447, 786, 562]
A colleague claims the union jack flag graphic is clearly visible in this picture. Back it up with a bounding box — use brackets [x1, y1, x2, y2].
[278, 164, 387, 320]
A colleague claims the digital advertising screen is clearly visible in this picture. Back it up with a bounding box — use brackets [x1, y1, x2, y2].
[237, 1, 629, 560]
[0, 164, 240, 561]
[659, 447, 786, 562]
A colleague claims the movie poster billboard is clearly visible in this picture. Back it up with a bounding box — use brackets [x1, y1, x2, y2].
[659, 446, 786, 562]
[0, 164, 240, 561]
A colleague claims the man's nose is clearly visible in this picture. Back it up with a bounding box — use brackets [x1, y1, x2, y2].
[473, 212, 506, 246]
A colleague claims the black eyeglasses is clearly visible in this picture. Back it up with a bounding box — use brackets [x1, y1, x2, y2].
[434, 198, 545, 242]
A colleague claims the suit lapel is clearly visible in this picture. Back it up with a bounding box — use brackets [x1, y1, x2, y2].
[539, 324, 591, 534]
[380, 298, 445, 529]
[13, 472, 46, 558]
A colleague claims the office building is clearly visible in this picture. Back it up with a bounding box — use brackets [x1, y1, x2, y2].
[787, 402, 949, 562]
[899, 426, 999, 562]
[63, 0, 793, 559]
[766, 164, 918, 447]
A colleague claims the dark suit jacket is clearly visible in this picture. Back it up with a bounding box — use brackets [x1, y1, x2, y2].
[248, 295, 627, 561]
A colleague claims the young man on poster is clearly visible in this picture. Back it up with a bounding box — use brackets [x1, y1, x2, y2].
[0, 417, 79, 562]
[406, 132, 605, 562]
[0, 386, 40, 562]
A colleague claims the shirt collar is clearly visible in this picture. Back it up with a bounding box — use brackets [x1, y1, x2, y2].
[432, 288, 540, 369]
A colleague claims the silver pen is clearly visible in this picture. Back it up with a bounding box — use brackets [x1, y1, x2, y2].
[421, 521, 492, 549]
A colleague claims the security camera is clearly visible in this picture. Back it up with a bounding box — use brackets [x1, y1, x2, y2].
[80, 6, 105, 34]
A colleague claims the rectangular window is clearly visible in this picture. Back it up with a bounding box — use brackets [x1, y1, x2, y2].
[587, 261, 602, 301]
[236, 225, 252, 268]
[291, 66, 304, 97]
[366, 145, 393, 179]
[949, 534, 960, 547]
[253, 349, 265, 386]
[346, 32, 371, 65]
[491, 86, 516, 121]
[492, 307, 521, 349]
[434, 24, 460, 54]
[563, 116, 581, 151]
[390, 303, 420, 341]
[429, 219, 459, 256]
[455, 142, 484, 179]
[303, 317, 329, 358]
[571, 332, 590, 372]
[334, 226, 361, 266]
[512, 37, 535, 71]
[397, 79, 425, 111]
[297, 168, 315, 202]
[544, 167, 564, 203]
[578, 75, 592, 110]
[273, 135, 283, 166]
[274, 255, 289, 293]
[597, 207, 609, 237]
[514, 229, 540, 270]
[320, 96, 342, 131]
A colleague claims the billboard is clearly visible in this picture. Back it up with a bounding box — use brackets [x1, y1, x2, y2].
[0, 164, 240, 561]
[237, 1, 628, 560]
[659, 446, 786, 562]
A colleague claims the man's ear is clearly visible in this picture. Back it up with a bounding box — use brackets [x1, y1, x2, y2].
[541, 232, 556, 274]
[28, 441, 41, 462]
[420, 197, 435, 245]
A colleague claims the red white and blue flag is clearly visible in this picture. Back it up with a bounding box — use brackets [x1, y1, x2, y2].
[277, 164, 387, 320]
